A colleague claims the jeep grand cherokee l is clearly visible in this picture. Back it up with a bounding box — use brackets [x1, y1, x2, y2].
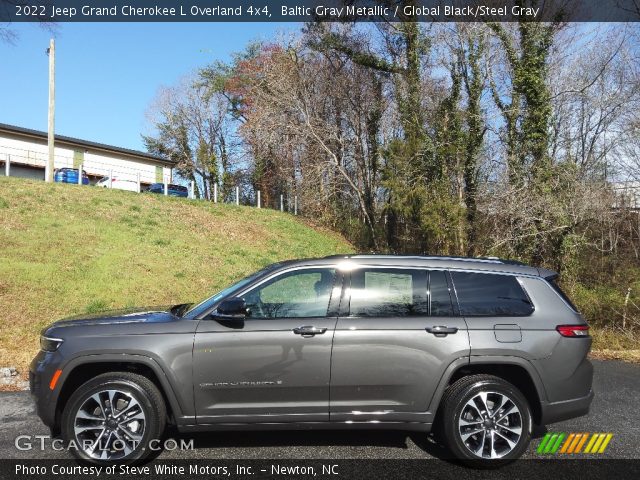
[30, 255, 593, 464]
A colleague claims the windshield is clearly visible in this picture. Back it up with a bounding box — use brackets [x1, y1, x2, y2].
[183, 264, 280, 318]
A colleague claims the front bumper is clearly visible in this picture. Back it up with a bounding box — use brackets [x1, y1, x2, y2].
[29, 350, 63, 430]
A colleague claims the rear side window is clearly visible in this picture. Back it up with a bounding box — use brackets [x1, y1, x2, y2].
[349, 269, 428, 317]
[546, 277, 579, 312]
[451, 272, 534, 316]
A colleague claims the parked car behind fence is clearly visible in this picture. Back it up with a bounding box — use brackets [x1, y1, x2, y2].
[53, 168, 89, 185]
[145, 182, 189, 198]
[95, 176, 139, 192]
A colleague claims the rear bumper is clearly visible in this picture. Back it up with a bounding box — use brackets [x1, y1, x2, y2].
[540, 389, 594, 425]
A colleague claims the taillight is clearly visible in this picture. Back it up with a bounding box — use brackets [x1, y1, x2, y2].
[556, 325, 590, 337]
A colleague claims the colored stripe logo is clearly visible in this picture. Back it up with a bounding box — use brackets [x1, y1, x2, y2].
[537, 433, 613, 454]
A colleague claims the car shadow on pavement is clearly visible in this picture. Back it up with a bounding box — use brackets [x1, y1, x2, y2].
[163, 426, 453, 459]
[158, 424, 550, 463]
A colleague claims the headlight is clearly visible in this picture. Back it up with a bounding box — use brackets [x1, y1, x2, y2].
[40, 336, 63, 352]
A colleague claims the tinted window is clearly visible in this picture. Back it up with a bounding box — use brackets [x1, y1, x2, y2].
[451, 272, 533, 316]
[243, 268, 335, 318]
[349, 269, 428, 317]
[429, 270, 454, 316]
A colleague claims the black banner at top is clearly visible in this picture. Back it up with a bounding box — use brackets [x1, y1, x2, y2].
[1, 0, 639, 22]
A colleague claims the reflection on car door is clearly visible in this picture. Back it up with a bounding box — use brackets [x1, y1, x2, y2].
[193, 267, 341, 424]
[330, 268, 470, 424]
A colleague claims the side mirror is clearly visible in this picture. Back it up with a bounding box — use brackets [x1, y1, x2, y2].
[213, 297, 247, 320]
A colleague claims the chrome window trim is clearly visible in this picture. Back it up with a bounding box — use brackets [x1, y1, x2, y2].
[198, 262, 543, 319]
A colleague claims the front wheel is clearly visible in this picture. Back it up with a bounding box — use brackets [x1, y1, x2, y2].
[440, 374, 532, 466]
[61, 372, 166, 463]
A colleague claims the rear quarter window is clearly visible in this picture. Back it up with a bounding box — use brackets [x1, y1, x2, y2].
[546, 277, 579, 312]
[451, 271, 534, 316]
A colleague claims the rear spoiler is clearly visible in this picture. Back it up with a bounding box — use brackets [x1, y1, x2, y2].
[540, 270, 581, 313]
[537, 267, 558, 279]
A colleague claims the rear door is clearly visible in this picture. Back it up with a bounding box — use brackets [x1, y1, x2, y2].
[330, 268, 470, 423]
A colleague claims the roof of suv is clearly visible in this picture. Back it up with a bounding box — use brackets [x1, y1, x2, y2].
[283, 254, 554, 278]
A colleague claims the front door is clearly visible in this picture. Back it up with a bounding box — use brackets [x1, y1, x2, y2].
[194, 267, 339, 424]
[330, 268, 470, 424]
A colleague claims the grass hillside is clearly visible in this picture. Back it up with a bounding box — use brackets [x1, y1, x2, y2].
[0, 177, 353, 376]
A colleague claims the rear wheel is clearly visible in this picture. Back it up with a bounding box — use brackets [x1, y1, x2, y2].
[440, 374, 532, 466]
[61, 372, 166, 463]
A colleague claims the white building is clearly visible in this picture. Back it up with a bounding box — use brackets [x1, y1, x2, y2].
[0, 123, 175, 186]
[612, 181, 640, 210]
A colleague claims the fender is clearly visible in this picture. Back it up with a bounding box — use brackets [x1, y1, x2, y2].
[55, 353, 193, 424]
[427, 355, 549, 415]
[468, 355, 549, 402]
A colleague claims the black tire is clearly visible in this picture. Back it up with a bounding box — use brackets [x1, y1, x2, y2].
[440, 374, 532, 467]
[61, 372, 166, 464]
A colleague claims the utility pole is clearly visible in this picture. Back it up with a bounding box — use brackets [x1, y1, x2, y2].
[46, 39, 55, 182]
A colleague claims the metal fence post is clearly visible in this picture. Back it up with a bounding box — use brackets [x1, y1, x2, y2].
[164, 178, 168, 196]
[77, 163, 83, 185]
[257, 190, 261, 208]
[137, 172, 141, 193]
[280, 194, 284, 212]
[190, 180, 195, 199]
[213, 183, 218, 203]
[235, 186, 240, 206]
[109, 169, 113, 189]
[294, 195, 298, 215]
[5, 155, 9, 177]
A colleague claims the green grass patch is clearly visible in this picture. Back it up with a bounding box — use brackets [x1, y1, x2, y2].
[0, 177, 353, 374]
[85, 300, 110, 314]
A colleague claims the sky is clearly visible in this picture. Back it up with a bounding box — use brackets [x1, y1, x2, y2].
[0, 22, 294, 151]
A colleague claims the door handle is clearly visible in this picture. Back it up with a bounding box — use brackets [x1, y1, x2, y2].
[425, 326, 458, 337]
[293, 326, 327, 336]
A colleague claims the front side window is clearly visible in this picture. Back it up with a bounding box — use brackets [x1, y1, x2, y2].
[243, 268, 336, 319]
[451, 272, 534, 316]
[349, 269, 428, 317]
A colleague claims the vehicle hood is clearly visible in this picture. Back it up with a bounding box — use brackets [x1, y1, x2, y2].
[46, 306, 178, 330]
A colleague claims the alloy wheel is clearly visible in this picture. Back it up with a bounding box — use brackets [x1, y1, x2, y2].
[457, 391, 523, 459]
[73, 389, 145, 460]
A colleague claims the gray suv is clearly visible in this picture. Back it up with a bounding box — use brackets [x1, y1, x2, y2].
[30, 255, 593, 464]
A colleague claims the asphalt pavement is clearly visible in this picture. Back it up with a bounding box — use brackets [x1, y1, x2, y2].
[1, 360, 638, 461]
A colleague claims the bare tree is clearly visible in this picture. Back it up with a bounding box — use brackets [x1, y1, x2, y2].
[143, 75, 241, 200]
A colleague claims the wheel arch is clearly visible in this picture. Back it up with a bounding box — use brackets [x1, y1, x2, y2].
[53, 354, 185, 433]
[430, 356, 547, 425]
